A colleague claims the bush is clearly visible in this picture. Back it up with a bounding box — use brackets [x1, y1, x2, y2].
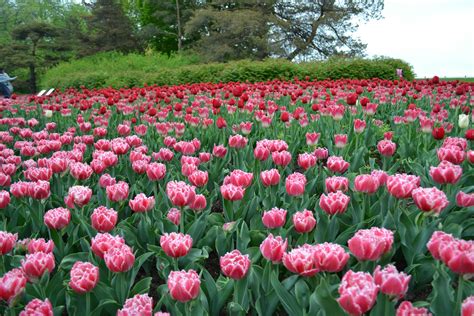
[41, 52, 415, 90]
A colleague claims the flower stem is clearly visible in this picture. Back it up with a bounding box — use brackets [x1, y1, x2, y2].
[456, 275, 465, 315]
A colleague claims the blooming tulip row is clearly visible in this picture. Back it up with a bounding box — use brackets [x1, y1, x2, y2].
[0, 76, 473, 315]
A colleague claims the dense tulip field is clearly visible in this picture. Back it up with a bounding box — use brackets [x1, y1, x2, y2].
[0, 76, 473, 315]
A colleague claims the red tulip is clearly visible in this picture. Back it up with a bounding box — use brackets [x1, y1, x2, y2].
[292, 209, 316, 233]
[160, 233, 193, 258]
[432, 126, 445, 140]
[313, 242, 349, 272]
[259, 234, 287, 263]
[373, 264, 411, 299]
[167, 270, 200, 302]
[69, 261, 99, 294]
[220, 249, 251, 279]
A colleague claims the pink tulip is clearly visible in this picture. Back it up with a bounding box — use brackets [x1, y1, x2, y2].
[262, 208, 287, 229]
[0, 268, 27, 304]
[166, 181, 196, 207]
[411, 187, 449, 214]
[396, 301, 431, 316]
[292, 209, 316, 233]
[325, 176, 349, 193]
[21, 252, 55, 281]
[373, 264, 411, 299]
[338, 270, 378, 316]
[260, 234, 287, 263]
[429, 160, 462, 184]
[27, 238, 54, 254]
[91, 233, 125, 259]
[160, 233, 193, 258]
[44, 207, 71, 230]
[348, 227, 394, 261]
[129, 193, 155, 213]
[260, 169, 280, 187]
[326, 156, 349, 173]
[313, 242, 349, 272]
[104, 244, 135, 273]
[462, 296, 474, 316]
[91, 206, 118, 232]
[167, 270, 200, 302]
[377, 140, 397, 157]
[282, 244, 319, 277]
[285, 172, 306, 196]
[69, 261, 99, 294]
[117, 294, 153, 316]
[456, 191, 474, 207]
[220, 184, 245, 201]
[64, 185, 92, 208]
[0, 231, 17, 255]
[20, 298, 53, 316]
[319, 191, 350, 215]
[354, 174, 380, 194]
[106, 181, 129, 202]
[387, 174, 420, 199]
[220, 249, 251, 279]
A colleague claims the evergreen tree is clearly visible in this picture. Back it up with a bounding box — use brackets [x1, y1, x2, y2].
[81, 0, 139, 56]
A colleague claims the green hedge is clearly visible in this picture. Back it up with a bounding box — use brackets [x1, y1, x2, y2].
[41, 52, 414, 90]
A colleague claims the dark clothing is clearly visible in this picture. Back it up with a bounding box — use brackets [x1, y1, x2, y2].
[0, 82, 11, 98]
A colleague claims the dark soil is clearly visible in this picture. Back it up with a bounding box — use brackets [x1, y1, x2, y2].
[212, 199, 223, 213]
[204, 250, 221, 279]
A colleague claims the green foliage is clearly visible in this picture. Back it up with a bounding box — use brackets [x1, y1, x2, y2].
[41, 52, 414, 90]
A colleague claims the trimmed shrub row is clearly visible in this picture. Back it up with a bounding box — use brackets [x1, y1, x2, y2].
[41, 52, 415, 90]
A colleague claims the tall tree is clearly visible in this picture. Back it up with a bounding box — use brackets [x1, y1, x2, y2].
[6, 21, 65, 92]
[81, 0, 139, 56]
[132, 0, 200, 54]
[185, 0, 273, 62]
[185, 0, 383, 62]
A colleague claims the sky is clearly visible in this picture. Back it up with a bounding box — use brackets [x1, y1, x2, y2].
[355, 0, 474, 78]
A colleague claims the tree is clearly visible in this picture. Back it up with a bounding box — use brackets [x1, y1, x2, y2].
[132, 0, 201, 54]
[185, 0, 273, 62]
[185, 0, 383, 62]
[81, 0, 139, 56]
[6, 21, 65, 92]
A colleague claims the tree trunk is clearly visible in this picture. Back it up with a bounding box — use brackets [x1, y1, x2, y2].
[175, 0, 182, 51]
[30, 41, 37, 93]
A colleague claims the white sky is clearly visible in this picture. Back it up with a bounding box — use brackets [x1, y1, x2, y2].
[355, 0, 474, 78]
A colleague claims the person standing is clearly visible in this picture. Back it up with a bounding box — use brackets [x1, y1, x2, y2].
[0, 68, 16, 98]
